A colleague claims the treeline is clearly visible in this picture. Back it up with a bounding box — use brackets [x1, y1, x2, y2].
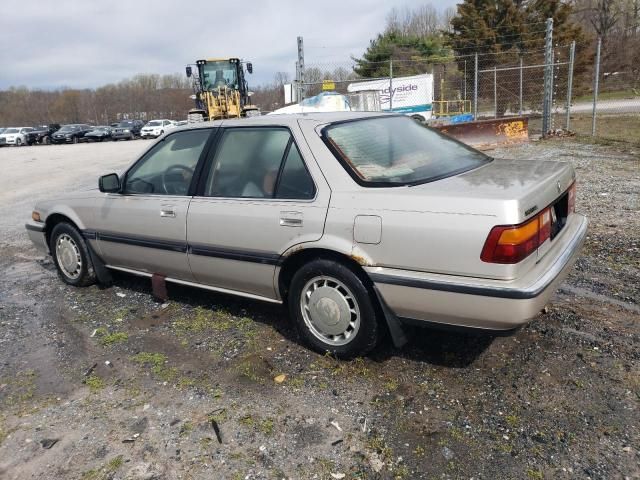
[0, 73, 193, 126]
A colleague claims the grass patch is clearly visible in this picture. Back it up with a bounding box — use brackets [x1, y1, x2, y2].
[99, 331, 128, 346]
[505, 414, 519, 428]
[259, 418, 274, 435]
[81, 455, 124, 480]
[1, 370, 38, 413]
[569, 114, 640, 144]
[526, 469, 544, 479]
[131, 352, 177, 382]
[173, 306, 235, 335]
[573, 89, 639, 103]
[179, 421, 193, 437]
[85, 375, 105, 393]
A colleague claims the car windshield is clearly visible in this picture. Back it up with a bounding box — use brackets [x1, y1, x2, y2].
[323, 116, 490, 186]
[92, 127, 109, 131]
[4, 128, 19, 134]
[58, 126, 77, 132]
[146, 121, 162, 127]
[201, 60, 238, 90]
[118, 122, 134, 127]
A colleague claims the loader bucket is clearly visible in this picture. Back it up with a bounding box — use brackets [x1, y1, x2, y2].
[433, 117, 529, 150]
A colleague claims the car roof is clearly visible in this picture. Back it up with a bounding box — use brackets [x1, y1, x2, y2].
[173, 111, 392, 132]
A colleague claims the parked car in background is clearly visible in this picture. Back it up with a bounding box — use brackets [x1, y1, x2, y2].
[84, 126, 112, 142]
[173, 120, 188, 127]
[111, 120, 144, 141]
[140, 119, 175, 139]
[26, 124, 61, 145]
[25, 113, 587, 358]
[51, 124, 93, 144]
[0, 127, 33, 146]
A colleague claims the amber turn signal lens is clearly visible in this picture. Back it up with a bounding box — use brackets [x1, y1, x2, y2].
[32, 211, 41, 222]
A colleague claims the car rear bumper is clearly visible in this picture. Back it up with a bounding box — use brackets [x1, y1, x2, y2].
[25, 221, 48, 253]
[367, 214, 588, 331]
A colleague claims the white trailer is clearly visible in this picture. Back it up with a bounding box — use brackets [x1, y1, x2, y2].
[347, 73, 434, 122]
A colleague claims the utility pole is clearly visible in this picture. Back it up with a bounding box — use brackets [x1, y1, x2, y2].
[542, 18, 554, 136]
[566, 41, 576, 130]
[297, 36, 305, 101]
[295, 60, 299, 103]
[592, 37, 601, 136]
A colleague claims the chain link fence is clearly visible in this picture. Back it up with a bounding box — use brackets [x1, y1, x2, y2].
[298, 38, 640, 143]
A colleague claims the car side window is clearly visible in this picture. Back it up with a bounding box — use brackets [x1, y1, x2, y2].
[124, 129, 211, 195]
[274, 143, 315, 199]
[204, 128, 290, 198]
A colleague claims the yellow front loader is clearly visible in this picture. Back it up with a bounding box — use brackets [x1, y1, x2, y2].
[186, 58, 259, 121]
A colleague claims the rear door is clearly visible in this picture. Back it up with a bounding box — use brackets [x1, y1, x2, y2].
[186, 125, 330, 299]
[94, 128, 214, 279]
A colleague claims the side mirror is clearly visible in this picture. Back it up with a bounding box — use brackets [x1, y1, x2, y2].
[99, 173, 121, 193]
[186, 66, 192, 78]
[246, 62, 253, 74]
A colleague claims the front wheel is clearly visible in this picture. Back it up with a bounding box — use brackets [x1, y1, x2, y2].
[288, 259, 379, 358]
[50, 222, 96, 287]
[16, 138, 22, 146]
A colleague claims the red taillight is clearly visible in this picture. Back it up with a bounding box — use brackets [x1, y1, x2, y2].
[567, 182, 576, 213]
[481, 208, 552, 264]
[538, 207, 551, 244]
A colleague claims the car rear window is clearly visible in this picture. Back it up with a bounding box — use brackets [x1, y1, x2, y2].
[322, 116, 490, 186]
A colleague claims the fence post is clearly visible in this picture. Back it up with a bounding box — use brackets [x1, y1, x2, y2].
[474, 53, 478, 119]
[542, 18, 554, 136]
[566, 41, 576, 131]
[494, 66, 497, 118]
[592, 37, 601, 136]
[463, 59, 467, 102]
[389, 58, 393, 110]
[519, 57, 523, 115]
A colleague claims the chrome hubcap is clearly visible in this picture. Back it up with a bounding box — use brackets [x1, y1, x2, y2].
[300, 276, 360, 346]
[55, 234, 82, 279]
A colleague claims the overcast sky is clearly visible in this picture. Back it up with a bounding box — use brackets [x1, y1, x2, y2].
[0, 0, 457, 90]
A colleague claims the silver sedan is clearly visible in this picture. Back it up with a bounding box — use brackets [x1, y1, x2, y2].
[26, 112, 588, 358]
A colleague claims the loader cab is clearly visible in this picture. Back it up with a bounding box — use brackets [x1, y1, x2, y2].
[193, 58, 251, 98]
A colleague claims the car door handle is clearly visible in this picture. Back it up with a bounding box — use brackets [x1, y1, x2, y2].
[280, 211, 303, 227]
[160, 208, 176, 218]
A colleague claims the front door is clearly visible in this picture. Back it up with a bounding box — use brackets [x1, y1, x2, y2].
[95, 128, 213, 279]
[187, 126, 330, 299]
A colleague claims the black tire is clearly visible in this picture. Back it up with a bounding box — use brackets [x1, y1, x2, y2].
[50, 222, 96, 287]
[73, 136, 78, 144]
[288, 259, 379, 359]
[16, 138, 22, 146]
[43, 136, 50, 145]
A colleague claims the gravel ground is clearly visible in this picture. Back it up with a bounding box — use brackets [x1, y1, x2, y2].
[0, 138, 638, 480]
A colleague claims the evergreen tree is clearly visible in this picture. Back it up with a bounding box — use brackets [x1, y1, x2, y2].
[354, 31, 450, 78]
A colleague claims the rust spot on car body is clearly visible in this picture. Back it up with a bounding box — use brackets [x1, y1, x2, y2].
[350, 253, 371, 266]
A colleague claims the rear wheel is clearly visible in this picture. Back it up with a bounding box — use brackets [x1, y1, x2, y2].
[50, 222, 96, 287]
[288, 259, 379, 358]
